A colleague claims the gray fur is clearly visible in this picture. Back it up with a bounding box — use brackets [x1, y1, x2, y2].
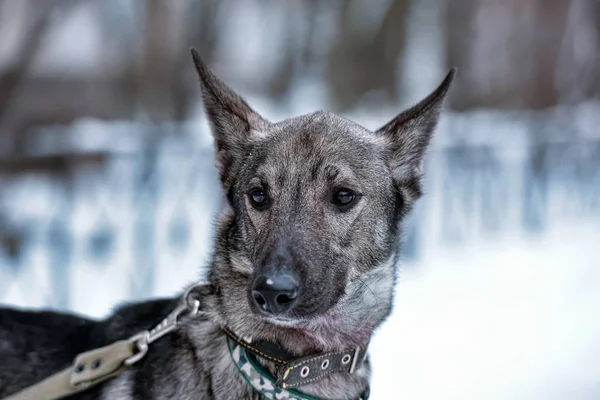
[0, 49, 454, 399]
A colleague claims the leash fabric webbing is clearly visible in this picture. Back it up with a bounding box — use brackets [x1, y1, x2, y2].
[2, 340, 135, 400]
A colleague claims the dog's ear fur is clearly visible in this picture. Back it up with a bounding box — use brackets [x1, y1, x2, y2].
[191, 48, 269, 188]
[376, 68, 456, 186]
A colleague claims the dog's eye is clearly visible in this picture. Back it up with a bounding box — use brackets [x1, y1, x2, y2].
[332, 189, 356, 207]
[249, 189, 268, 209]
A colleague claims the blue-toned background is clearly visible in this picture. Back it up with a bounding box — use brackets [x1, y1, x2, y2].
[1, 1, 599, 399]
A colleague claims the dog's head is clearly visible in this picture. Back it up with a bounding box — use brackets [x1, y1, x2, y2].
[192, 49, 454, 346]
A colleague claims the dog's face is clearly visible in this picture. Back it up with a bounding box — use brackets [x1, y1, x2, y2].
[192, 50, 454, 343]
[232, 115, 400, 319]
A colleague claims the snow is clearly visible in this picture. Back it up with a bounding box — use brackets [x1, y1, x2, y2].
[370, 219, 600, 399]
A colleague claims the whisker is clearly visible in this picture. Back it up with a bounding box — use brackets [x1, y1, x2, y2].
[356, 277, 380, 309]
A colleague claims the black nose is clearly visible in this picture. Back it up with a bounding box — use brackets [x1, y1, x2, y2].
[252, 274, 299, 315]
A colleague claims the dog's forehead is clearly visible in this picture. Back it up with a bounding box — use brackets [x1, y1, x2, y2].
[250, 111, 387, 183]
[263, 111, 385, 157]
[270, 110, 373, 140]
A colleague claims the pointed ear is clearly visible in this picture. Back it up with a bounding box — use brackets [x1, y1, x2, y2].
[377, 68, 455, 188]
[190, 48, 269, 189]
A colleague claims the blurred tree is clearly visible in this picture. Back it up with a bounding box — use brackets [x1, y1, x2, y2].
[130, 0, 224, 121]
[445, 0, 600, 110]
[327, 0, 410, 112]
[134, 0, 176, 121]
[174, 0, 223, 119]
[0, 1, 65, 131]
[267, 1, 318, 102]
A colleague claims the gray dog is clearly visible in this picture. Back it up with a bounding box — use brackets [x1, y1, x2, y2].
[0, 49, 454, 400]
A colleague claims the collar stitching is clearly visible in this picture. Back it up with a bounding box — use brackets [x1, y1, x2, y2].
[284, 346, 365, 373]
[282, 367, 356, 389]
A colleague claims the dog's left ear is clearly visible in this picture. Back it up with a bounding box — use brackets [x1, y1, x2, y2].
[376, 68, 456, 184]
[191, 48, 269, 189]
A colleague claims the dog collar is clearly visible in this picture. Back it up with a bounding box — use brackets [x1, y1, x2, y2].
[224, 328, 370, 399]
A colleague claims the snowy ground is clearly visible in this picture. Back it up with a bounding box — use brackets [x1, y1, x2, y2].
[369, 219, 600, 400]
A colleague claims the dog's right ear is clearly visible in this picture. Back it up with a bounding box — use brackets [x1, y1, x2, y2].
[191, 48, 269, 189]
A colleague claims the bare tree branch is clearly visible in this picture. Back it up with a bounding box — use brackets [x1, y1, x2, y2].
[0, 1, 59, 124]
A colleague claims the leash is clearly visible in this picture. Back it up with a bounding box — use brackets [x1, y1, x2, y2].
[2, 282, 370, 400]
[1, 282, 209, 400]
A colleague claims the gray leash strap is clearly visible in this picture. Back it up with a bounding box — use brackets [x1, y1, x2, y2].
[1, 282, 208, 400]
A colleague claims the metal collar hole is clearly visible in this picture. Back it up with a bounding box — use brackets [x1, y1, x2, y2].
[300, 366, 310, 378]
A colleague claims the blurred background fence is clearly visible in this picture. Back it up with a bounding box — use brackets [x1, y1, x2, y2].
[0, 0, 599, 318]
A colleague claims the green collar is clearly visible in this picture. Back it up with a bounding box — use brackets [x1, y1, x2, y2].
[225, 331, 370, 400]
